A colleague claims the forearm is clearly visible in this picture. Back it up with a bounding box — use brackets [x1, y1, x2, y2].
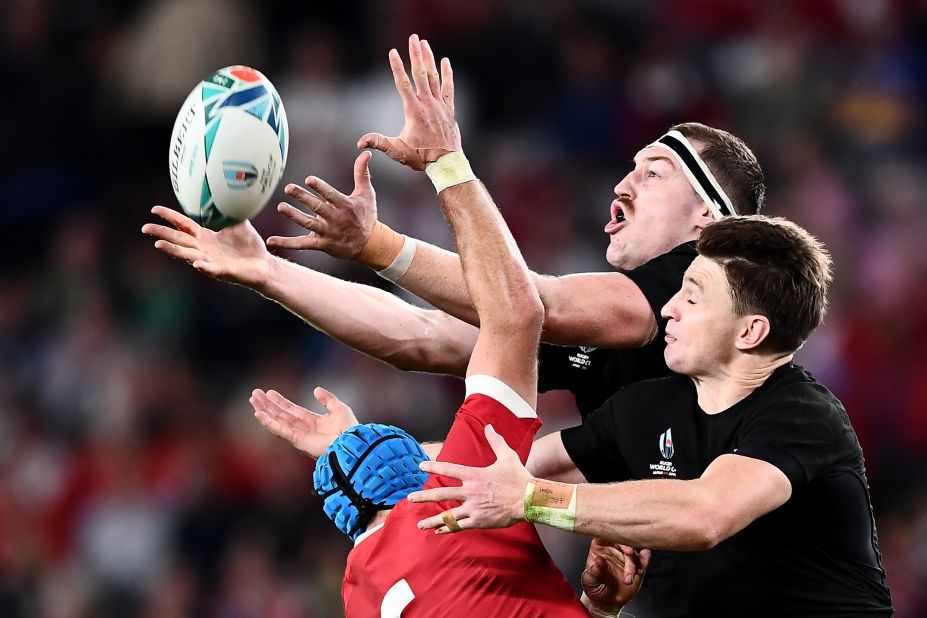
[572, 480, 719, 550]
[395, 242, 481, 325]
[259, 256, 474, 375]
[438, 179, 539, 327]
[527, 478, 720, 551]
[380, 241, 657, 347]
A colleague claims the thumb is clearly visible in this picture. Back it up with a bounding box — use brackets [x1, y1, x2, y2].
[358, 132, 389, 152]
[314, 387, 358, 424]
[353, 150, 374, 196]
[484, 424, 513, 460]
[192, 259, 224, 277]
[358, 133, 421, 169]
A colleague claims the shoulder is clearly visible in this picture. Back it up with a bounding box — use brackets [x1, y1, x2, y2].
[595, 374, 694, 419]
[734, 364, 862, 488]
[613, 373, 694, 402]
[746, 364, 847, 422]
[626, 242, 697, 278]
[737, 364, 860, 456]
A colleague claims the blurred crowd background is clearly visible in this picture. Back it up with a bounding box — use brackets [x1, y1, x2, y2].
[3, 0, 927, 616]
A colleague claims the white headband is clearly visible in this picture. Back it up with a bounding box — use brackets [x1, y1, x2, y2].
[648, 130, 734, 220]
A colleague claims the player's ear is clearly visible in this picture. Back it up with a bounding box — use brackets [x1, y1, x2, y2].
[694, 201, 714, 229]
[735, 314, 770, 351]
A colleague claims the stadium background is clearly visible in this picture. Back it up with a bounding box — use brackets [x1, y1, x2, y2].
[3, 0, 926, 616]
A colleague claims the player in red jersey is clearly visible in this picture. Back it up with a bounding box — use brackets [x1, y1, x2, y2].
[250, 39, 647, 617]
[311, 383, 586, 616]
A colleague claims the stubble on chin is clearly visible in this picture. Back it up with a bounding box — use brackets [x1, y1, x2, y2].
[607, 242, 641, 272]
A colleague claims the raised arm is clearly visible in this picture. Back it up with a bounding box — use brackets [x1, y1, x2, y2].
[374, 36, 542, 402]
[269, 39, 655, 349]
[143, 204, 475, 377]
[398, 245, 656, 348]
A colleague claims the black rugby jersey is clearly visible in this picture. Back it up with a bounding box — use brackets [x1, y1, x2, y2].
[561, 363, 893, 617]
[537, 243, 696, 418]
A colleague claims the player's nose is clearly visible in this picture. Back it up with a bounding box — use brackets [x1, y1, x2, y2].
[614, 173, 635, 201]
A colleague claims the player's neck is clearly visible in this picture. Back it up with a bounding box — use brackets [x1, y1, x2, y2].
[367, 510, 390, 530]
[353, 510, 392, 547]
[692, 354, 793, 414]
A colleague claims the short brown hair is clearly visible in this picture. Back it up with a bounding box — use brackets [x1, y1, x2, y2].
[697, 215, 832, 354]
[671, 122, 765, 216]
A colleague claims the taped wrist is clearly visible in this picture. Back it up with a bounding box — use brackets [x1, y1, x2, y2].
[523, 478, 577, 532]
[425, 152, 477, 193]
[377, 235, 417, 283]
[356, 221, 405, 270]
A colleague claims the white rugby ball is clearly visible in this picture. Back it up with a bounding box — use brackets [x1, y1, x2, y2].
[168, 65, 289, 229]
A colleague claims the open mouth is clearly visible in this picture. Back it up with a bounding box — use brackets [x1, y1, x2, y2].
[605, 200, 627, 234]
[610, 200, 627, 223]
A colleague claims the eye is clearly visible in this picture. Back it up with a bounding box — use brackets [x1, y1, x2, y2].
[645, 169, 659, 178]
[686, 298, 696, 305]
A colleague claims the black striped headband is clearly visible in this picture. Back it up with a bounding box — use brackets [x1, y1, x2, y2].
[650, 130, 734, 219]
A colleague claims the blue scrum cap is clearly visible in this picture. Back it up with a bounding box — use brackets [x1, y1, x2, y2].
[313, 423, 428, 541]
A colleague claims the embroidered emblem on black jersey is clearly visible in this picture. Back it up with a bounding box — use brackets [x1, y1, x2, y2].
[650, 428, 678, 477]
[568, 347, 595, 370]
[659, 428, 674, 459]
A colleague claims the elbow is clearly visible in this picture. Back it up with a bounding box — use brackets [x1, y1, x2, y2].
[685, 507, 736, 550]
[687, 521, 723, 551]
[519, 290, 546, 333]
[383, 311, 473, 377]
[502, 285, 545, 334]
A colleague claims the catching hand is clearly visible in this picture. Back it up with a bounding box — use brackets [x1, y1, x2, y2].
[358, 34, 462, 171]
[250, 387, 359, 459]
[268, 151, 378, 258]
[142, 206, 273, 289]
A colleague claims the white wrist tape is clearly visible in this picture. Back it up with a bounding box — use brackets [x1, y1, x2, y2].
[580, 592, 623, 617]
[523, 478, 577, 532]
[425, 152, 477, 193]
[376, 236, 417, 282]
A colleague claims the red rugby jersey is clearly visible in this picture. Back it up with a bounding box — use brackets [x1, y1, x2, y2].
[342, 376, 589, 617]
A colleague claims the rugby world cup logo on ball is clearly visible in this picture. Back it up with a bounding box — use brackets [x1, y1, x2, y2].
[168, 65, 289, 230]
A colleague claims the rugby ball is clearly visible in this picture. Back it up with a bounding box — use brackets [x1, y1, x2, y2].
[168, 65, 288, 229]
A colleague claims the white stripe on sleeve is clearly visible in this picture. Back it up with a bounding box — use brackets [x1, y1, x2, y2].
[464, 375, 537, 419]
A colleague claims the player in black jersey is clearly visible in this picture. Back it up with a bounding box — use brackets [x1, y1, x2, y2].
[144, 35, 765, 418]
[411, 215, 894, 616]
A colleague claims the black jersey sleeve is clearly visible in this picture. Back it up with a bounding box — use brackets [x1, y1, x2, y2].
[733, 400, 850, 491]
[624, 243, 697, 340]
[559, 396, 632, 483]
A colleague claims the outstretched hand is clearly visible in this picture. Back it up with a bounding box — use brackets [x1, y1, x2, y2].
[358, 34, 462, 171]
[582, 538, 651, 612]
[408, 424, 529, 533]
[142, 206, 274, 289]
[267, 151, 379, 258]
[250, 387, 359, 459]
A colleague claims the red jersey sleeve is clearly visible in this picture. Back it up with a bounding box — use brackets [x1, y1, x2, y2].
[428, 375, 541, 493]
